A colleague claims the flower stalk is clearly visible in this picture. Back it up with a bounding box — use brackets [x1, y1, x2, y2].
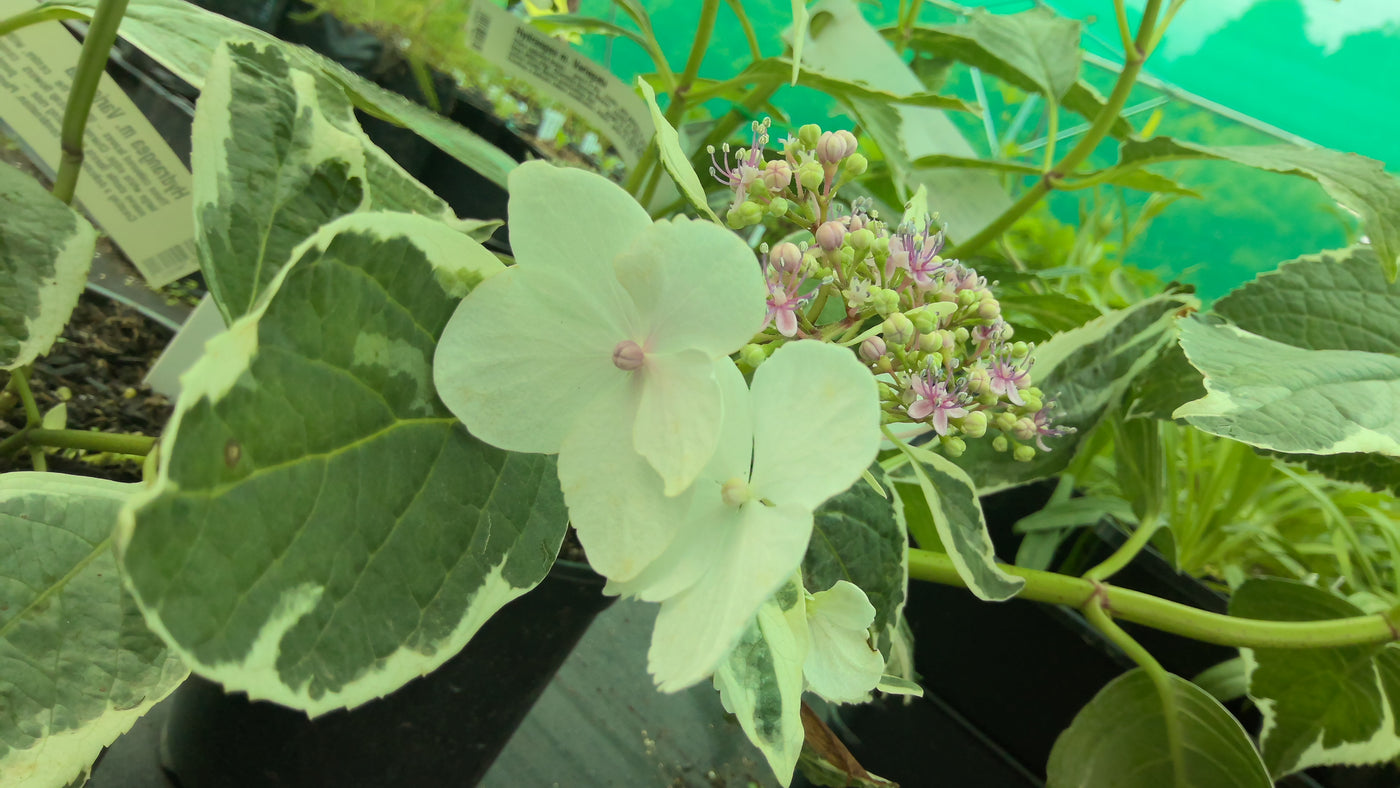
[908, 548, 1400, 650]
[51, 0, 132, 205]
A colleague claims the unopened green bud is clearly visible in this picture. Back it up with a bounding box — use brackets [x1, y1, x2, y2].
[882, 313, 916, 345]
[816, 266, 835, 279]
[848, 228, 875, 254]
[994, 411, 1019, 432]
[992, 435, 1010, 453]
[977, 298, 1001, 320]
[798, 123, 822, 149]
[940, 436, 967, 458]
[966, 366, 991, 395]
[954, 327, 970, 343]
[1020, 395, 1044, 413]
[726, 201, 764, 229]
[844, 152, 868, 177]
[871, 288, 901, 317]
[1010, 341, 1030, 359]
[957, 289, 980, 307]
[798, 161, 824, 191]
[960, 410, 988, 438]
[1011, 417, 1037, 441]
[917, 333, 942, 354]
[909, 308, 938, 334]
[1013, 444, 1036, 463]
[1024, 386, 1043, 400]
[768, 197, 789, 217]
[740, 343, 767, 369]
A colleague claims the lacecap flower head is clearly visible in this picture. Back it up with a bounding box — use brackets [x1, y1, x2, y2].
[433, 161, 767, 581]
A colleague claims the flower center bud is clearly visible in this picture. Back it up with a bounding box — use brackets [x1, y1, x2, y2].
[720, 477, 754, 508]
[612, 340, 646, 371]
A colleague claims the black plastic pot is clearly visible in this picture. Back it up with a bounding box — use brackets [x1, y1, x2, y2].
[159, 559, 613, 788]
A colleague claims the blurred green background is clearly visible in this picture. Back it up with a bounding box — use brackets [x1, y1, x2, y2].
[574, 0, 1399, 300]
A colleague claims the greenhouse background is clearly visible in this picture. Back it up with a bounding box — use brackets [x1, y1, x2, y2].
[577, 0, 1400, 300]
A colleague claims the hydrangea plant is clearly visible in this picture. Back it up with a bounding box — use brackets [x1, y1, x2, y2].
[3, 1, 1400, 787]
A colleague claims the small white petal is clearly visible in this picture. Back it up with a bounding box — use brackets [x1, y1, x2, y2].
[613, 217, 767, 357]
[558, 382, 693, 582]
[803, 581, 884, 704]
[647, 501, 814, 692]
[634, 352, 727, 495]
[433, 265, 635, 453]
[749, 341, 881, 510]
[507, 161, 652, 287]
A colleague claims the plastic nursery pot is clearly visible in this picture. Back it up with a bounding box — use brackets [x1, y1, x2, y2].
[159, 559, 612, 788]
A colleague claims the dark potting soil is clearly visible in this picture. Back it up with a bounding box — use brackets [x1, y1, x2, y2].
[1, 292, 173, 483]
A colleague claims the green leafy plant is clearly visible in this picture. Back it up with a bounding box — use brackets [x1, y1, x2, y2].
[4, 1, 1400, 786]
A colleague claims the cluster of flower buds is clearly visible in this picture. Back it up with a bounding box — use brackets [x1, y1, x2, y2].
[717, 120, 1069, 462]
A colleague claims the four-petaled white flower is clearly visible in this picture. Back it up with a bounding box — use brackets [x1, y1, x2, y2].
[433, 161, 767, 581]
[600, 341, 880, 692]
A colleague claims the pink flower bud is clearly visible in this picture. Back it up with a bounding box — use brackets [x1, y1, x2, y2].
[762, 160, 793, 191]
[815, 221, 846, 252]
[612, 340, 645, 371]
[859, 336, 887, 362]
[816, 130, 858, 164]
[769, 242, 803, 273]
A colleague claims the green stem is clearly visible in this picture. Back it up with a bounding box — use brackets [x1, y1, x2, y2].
[13, 369, 40, 426]
[0, 426, 33, 459]
[407, 57, 441, 114]
[1083, 513, 1160, 582]
[0, 6, 88, 37]
[1083, 597, 1185, 787]
[665, 0, 720, 127]
[624, 144, 658, 197]
[50, 0, 131, 204]
[944, 0, 1164, 259]
[25, 428, 155, 457]
[907, 548, 1400, 649]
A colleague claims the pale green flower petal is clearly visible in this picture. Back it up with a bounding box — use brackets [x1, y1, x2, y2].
[634, 352, 728, 495]
[604, 360, 752, 598]
[557, 381, 693, 582]
[803, 580, 884, 704]
[507, 160, 652, 287]
[613, 217, 767, 357]
[433, 264, 634, 453]
[647, 500, 814, 693]
[750, 341, 881, 510]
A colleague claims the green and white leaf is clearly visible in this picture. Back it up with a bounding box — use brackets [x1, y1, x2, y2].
[1213, 246, 1400, 354]
[714, 577, 808, 787]
[1231, 578, 1400, 777]
[636, 78, 718, 222]
[118, 212, 568, 715]
[0, 164, 97, 371]
[899, 7, 1080, 100]
[1121, 138, 1400, 281]
[56, 0, 518, 189]
[804, 465, 907, 636]
[958, 293, 1197, 493]
[1047, 668, 1271, 788]
[889, 442, 1023, 601]
[0, 473, 186, 788]
[194, 39, 483, 323]
[1175, 318, 1400, 458]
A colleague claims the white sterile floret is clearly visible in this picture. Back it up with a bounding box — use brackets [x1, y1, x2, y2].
[603, 341, 880, 692]
[802, 580, 885, 704]
[433, 161, 767, 581]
